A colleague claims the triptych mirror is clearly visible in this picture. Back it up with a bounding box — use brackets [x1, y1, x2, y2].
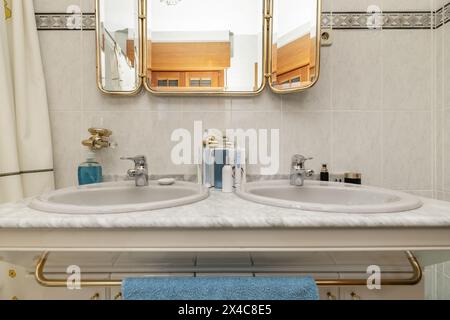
[96, 0, 321, 96]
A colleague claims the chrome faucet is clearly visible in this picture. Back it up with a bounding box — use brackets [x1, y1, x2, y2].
[121, 155, 149, 187]
[290, 154, 314, 186]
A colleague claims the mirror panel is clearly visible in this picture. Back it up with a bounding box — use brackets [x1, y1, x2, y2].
[97, 0, 141, 94]
[145, 0, 266, 95]
[270, 0, 321, 93]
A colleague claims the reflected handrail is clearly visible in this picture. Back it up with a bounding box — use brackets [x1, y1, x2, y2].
[102, 25, 134, 69]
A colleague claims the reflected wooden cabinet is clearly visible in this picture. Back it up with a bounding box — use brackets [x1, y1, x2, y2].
[147, 41, 229, 90]
[271, 34, 317, 88]
[150, 71, 225, 90]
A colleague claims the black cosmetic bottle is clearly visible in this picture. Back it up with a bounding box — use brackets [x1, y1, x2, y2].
[320, 164, 329, 182]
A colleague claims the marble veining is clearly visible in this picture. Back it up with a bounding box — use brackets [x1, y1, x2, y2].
[1, 191, 450, 229]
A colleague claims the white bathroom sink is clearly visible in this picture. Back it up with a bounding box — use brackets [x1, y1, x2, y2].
[236, 180, 422, 214]
[29, 181, 209, 214]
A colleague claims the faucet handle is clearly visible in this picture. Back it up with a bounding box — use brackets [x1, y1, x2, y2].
[120, 155, 147, 167]
[291, 154, 313, 166]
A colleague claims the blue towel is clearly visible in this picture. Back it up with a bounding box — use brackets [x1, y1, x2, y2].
[122, 276, 319, 300]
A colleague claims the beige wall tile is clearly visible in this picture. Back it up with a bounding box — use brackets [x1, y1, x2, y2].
[81, 111, 232, 176]
[34, 0, 81, 12]
[332, 112, 383, 186]
[231, 111, 282, 175]
[405, 190, 434, 198]
[38, 31, 82, 110]
[382, 30, 433, 111]
[382, 0, 433, 11]
[232, 89, 281, 112]
[81, 0, 95, 12]
[444, 110, 450, 191]
[332, 0, 382, 11]
[444, 24, 450, 110]
[382, 111, 433, 190]
[281, 112, 332, 174]
[282, 46, 332, 111]
[435, 27, 444, 111]
[49, 111, 83, 188]
[177, 97, 232, 112]
[435, 105, 444, 192]
[332, 31, 382, 110]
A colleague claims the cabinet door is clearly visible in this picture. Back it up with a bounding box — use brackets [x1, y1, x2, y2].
[109, 273, 194, 300]
[21, 274, 108, 300]
[254, 272, 340, 301]
[340, 283, 424, 300]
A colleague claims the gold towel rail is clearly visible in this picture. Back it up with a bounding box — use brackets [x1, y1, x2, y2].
[35, 251, 422, 288]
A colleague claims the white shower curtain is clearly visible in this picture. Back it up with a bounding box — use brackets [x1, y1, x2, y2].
[0, 0, 54, 203]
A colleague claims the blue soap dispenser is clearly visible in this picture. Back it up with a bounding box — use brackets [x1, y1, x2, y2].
[78, 151, 102, 185]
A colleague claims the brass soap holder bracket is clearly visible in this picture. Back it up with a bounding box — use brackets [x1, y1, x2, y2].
[82, 128, 114, 150]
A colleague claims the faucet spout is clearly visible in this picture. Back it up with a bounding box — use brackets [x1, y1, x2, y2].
[121, 155, 149, 187]
[290, 155, 314, 186]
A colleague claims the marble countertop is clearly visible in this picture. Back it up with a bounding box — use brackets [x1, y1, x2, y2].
[2, 190, 450, 229]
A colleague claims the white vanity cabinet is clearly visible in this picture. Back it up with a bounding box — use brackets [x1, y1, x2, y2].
[0, 251, 430, 300]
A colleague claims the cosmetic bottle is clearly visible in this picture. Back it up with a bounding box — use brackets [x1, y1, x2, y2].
[344, 173, 362, 185]
[234, 148, 243, 187]
[214, 148, 227, 189]
[222, 154, 233, 193]
[202, 134, 218, 188]
[320, 164, 329, 182]
[78, 151, 102, 185]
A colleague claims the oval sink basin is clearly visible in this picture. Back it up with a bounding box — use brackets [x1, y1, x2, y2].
[236, 180, 422, 213]
[29, 181, 209, 214]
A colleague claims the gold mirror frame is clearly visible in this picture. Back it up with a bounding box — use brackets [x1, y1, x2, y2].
[267, 0, 322, 94]
[142, 0, 268, 97]
[95, 0, 144, 95]
[95, 0, 321, 96]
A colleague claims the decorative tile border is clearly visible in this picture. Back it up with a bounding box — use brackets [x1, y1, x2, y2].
[435, 3, 450, 28]
[323, 11, 433, 30]
[35, 13, 95, 30]
[36, 5, 449, 31]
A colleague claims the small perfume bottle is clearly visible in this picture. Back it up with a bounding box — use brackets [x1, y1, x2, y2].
[78, 151, 102, 185]
[320, 164, 329, 182]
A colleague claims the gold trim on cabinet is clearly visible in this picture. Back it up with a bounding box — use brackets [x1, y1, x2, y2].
[268, 0, 322, 94]
[35, 251, 422, 288]
[95, 0, 143, 95]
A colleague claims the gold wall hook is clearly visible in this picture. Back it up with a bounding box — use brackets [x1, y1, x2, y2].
[82, 128, 113, 150]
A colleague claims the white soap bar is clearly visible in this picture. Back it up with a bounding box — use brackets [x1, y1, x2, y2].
[158, 178, 175, 185]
